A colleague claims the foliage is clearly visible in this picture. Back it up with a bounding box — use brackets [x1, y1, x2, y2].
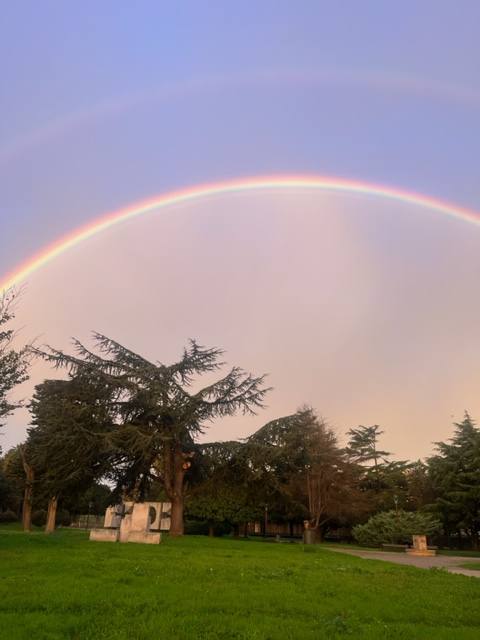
[0, 289, 29, 430]
[352, 509, 441, 547]
[0, 530, 479, 639]
[0, 447, 24, 513]
[67, 483, 113, 516]
[187, 440, 260, 530]
[27, 375, 115, 505]
[246, 408, 368, 533]
[428, 413, 480, 548]
[33, 335, 269, 535]
[345, 425, 390, 467]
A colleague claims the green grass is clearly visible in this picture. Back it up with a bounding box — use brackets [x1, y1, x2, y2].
[1, 529, 480, 639]
[460, 562, 480, 571]
[0, 521, 42, 533]
[437, 549, 480, 558]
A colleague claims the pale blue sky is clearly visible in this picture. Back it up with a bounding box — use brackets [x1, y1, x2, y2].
[2, 2, 480, 455]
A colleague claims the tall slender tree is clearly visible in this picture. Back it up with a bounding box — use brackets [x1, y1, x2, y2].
[34, 335, 269, 536]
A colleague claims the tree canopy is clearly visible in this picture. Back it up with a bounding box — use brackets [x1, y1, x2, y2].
[33, 334, 270, 535]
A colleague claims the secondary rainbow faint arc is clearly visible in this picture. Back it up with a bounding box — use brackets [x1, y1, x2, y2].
[2, 174, 480, 293]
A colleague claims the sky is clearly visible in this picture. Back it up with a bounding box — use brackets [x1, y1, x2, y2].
[2, 1, 480, 458]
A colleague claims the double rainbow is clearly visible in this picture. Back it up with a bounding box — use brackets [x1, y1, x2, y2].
[2, 175, 480, 293]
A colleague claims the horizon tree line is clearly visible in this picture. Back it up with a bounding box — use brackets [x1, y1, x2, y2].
[1, 289, 480, 547]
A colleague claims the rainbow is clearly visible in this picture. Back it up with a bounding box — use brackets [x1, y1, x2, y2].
[2, 174, 480, 293]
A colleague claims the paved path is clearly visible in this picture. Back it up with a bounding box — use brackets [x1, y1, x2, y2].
[328, 546, 480, 578]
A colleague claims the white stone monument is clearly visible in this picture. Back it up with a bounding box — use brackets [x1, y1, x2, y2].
[90, 501, 171, 544]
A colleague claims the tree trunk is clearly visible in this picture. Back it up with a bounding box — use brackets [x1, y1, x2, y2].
[233, 524, 240, 538]
[45, 496, 58, 534]
[170, 494, 184, 536]
[22, 490, 33, 532]
[243, 522, 248, 537]
[208, 523, 215, 537]
[164, 445, 193, 537]
[20, 450, 34, 532]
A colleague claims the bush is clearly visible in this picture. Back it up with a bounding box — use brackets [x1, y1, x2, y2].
[31, 509, 47, 527]
[352, 510, 441, 547]
[0, 509, 18, 523]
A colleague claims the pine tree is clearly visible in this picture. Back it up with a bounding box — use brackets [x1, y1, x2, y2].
[246, 408, 352, 538]
[28, 375, 115, 532]
[345, 425, 390, 471]
[34, 335, 269, 536]
[428, 412, 480, 548]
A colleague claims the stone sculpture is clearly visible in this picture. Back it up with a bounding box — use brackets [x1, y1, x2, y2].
[90, 501, 171, 545]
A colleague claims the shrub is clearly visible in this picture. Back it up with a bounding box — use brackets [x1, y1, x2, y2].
[352, 510, 441, 547]
[31, 509, 47, 527]
[0, 509, 18, 523]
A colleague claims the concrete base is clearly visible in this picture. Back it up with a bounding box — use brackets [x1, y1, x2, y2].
[406, 549, 437, 556]
[127, 531, 161, 545]
[90, 528, 119, 542]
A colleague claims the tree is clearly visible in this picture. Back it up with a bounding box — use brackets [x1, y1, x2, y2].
[246, 408, 357, 538]
[1, 446, 25, 522]
[346, 425, 390, 473]
[0, 289, 29, 432]
[405, 460, 435, 511]
[64, 482, 113, 517]
[187, 441, 261, 536]
[428, 412, 480, 549]
[345, 424, 412, 513]
[27, 375, 115, 532]
[34, 335, 269, 536]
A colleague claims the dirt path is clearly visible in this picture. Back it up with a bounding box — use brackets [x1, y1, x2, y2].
[328, 546, 480, 578]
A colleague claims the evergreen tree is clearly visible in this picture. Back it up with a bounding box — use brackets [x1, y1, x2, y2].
[246, 408, 359, 538]
[190, 441, 264, 536]
[28, 375, 115, 532]
[428, 413, 480, 548]
[345, 425, 390, 471]
[34, 335, 269, 536]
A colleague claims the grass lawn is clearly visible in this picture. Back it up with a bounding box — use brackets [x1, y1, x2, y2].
[460, 563, 480, 571]
[437, 549, 480, 558]
[1, 528, 480, 639]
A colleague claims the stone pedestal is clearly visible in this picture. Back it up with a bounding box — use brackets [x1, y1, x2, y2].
[128, 531, 161, 544]
[406, 534, 436, 556]
[90, 528, 119, 542]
